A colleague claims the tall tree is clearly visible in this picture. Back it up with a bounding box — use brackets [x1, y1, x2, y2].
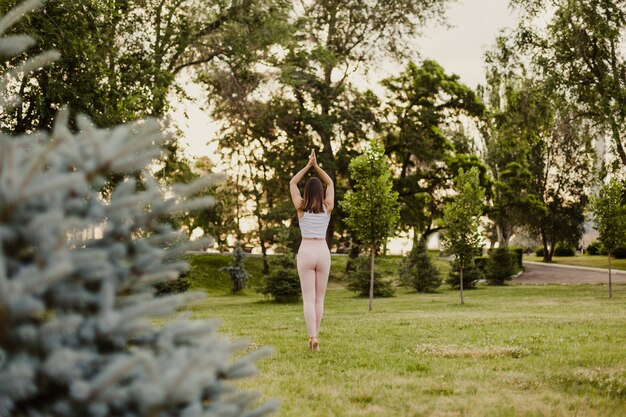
[511, 0, 626, 171]
[381, 60, 487, 246]
[0, 0, 289, 177]
[481, 36, 596, 259]
[590, 179, 626, 298]
[441, 167, 485, 305]
[341, 139, 400, 311]
[204, 0, 453, 252]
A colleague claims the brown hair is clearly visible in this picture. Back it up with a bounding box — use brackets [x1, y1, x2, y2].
[300, 177, 325, 213]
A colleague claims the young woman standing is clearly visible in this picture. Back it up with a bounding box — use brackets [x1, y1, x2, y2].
[289, 150, 333, 351]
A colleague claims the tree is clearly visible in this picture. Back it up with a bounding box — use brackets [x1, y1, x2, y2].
[382, 60, 487, 248]
[590, 180, 626, 298]
[220, 242, 251, 294]
[0, 0, 289, 181]
[203, 0, 454, 254]
[511, 0, 626, 171]
[340, 139, 400, 311]
[399, 239, 442, 293]
[481, 37, 596, 260]
[441, 167, 485, 304]
[0, 3, 277, 415]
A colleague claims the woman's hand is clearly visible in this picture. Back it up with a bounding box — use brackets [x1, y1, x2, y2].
[308, 149, 317, 167]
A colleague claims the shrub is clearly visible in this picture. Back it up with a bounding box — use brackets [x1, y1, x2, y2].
[485, 247, 516, 285]
[509, 246, 524, 269]
[220, 241, 250, 293]
[554, 243, 576, 257]
[0, 4, 277, 416]
[586, 241, 602, 255]
[347, 256, 395, 297]
[446, 260, 483, 289]
[474, 256, 489, 274]
[535, 246, 545, 257]
[154, 270, 192, 295]
[399, 240, 442, 292]
[259, 254, 301, 302]
[613, 247, 626, 259]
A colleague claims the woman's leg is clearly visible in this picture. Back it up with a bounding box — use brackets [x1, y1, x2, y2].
[297, 245, 317, 338]
[314, 247, 331, 335]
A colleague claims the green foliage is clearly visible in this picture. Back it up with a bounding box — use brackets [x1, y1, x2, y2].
[590, 180, 626, 256]
[399, 240, 442, 293]
[510, 246, 524, 269]
[535, 246, 545, 257]
[259, 254, 301, 303]
[220, 241, 251, 293]
[341, 139, 400, 249]
[483, 38, 594, 255]
[446, 260, 483, 289]
[613, 247, 626, 260]
[204, 0, 452, 253]
[382, 60, 487, 240]
[154, 271, 192, 296]
[485, 247, 516, 285]
[512, 0, 626, 169]
[346, 256, 395, 298]
[553, 244, 576, 257]
[474, 256, 489, 274]
[586, 241, 602, 256]
[441, 167, 485, 268]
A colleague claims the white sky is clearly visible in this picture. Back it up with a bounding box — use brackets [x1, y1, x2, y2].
[171, 0, 520, 163]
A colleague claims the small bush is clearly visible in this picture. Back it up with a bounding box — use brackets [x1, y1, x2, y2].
[399, 241, 442, 292]
[220, 241, 250, 293]
[259, 254, 301, 302]
[535, 246, 544, 257]
[554, 243, 576, 257]
[154, 270, 191, 295]
[347, 256, 395, 297]
[446, 260, 483, 289]
[509, 246, 524, 269]
[485, 247, 516, 285]
[586, 241, 601, 255]
[613, 247, 626, 259]
[474, 256, 489, 274]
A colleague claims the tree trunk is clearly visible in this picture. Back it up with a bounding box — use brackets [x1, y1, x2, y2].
[369, 243, 375, 312]
[540, 229, 551, 262]
[460, 267, 465, 305]
[609, 250, 613, 298]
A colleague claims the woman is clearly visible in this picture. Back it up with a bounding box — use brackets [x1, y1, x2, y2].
[289, 149, 333, 351]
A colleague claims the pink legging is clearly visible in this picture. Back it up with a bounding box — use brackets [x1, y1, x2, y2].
[296, 239, 331, 338]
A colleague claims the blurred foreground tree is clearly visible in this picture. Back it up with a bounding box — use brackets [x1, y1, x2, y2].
[0, 3, 277, 416]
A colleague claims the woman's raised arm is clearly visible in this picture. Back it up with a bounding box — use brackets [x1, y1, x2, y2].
[289, 151, 315, 210]
[313, 159, 334, 212]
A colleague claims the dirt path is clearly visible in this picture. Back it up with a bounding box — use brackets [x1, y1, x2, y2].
[515, 261, 626, 284]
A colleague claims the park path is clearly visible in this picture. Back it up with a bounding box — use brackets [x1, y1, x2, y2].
[515, 261, 626, 284]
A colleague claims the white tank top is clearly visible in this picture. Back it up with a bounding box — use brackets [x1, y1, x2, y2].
[299, 205, 330, 238]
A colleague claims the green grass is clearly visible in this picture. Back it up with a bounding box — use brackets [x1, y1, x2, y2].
[178, 254, 626, 417]
[525, 254, 626, 271]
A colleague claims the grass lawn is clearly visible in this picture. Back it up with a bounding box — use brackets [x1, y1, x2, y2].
[178, 254, 626, 417]
[525, 254, 626, 271]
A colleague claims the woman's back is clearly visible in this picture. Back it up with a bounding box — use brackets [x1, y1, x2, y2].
[299, 205, 330, 238]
